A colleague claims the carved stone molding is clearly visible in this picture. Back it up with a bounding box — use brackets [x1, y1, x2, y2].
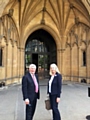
[82, 0, 90, 14]
[8, 9, 14, 17]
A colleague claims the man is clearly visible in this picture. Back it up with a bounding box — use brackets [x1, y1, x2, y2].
[22, 64, 40, 120]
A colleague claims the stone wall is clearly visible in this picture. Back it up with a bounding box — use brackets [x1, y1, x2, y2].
[0, 0, 90, 84]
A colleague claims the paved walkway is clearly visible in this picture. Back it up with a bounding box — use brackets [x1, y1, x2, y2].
[0, 80, 90, 120]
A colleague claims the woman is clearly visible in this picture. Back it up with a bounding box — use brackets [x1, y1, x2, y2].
[47, 63, 62, 120]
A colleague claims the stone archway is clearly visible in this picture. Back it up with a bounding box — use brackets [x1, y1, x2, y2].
[25, 29, 57, 79]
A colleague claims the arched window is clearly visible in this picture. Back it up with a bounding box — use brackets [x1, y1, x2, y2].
[25, 39, 47, 53]
[0, 48, 2, 66]
[25, 39, 48, 68]
[83, 51, 86, 66]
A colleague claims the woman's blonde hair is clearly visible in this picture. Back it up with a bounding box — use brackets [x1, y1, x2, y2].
[49, 63, 60, 75]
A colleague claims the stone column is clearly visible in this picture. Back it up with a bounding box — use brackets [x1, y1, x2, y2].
[86, 45, 90, 83]
[78, 47, 80, 82]
[5, 42, 8, 83]
[15, 42, 18, 80]
[17, 47, 21, 82]
[86, 28, 90, 83]
[5, 42, 8, 77]
[19, 47, 25, 78]
[11, 43, 14, 83]
[57, 48, 65, 79]
[57, 49, 61, 73]
[70, 47, 72, 81]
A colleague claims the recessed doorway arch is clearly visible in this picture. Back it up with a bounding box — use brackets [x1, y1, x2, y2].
[25, 29, 57, 79]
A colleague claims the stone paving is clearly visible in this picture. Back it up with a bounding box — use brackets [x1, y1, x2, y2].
[0, 80, 90, 120]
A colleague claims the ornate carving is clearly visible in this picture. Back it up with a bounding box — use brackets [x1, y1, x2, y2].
[75, 17, 79, 25]
[70, 3, 74, 9]
[43, 7, 46, 12]
[8, 9, 14, 17]
[18, 0, 21, 2]
[41, 19, 45, 24]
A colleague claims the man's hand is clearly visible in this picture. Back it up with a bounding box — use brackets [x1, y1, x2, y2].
[25, 99, 29, 105]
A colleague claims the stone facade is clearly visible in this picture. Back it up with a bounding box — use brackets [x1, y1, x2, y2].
[0, 0, 90, 84]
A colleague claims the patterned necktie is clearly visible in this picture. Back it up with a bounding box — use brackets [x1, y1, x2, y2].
[32, 74, 38, 93]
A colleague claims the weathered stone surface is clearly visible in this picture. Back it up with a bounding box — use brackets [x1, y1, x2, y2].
[0, 0, 90, 84]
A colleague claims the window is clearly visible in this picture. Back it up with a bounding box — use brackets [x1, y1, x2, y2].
[25, 39, 47, 53]
[0, 48, 2, 66]
[83, 51, 86, 66]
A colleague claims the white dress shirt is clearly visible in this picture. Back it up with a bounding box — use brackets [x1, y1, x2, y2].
[49, 75, 54, 93]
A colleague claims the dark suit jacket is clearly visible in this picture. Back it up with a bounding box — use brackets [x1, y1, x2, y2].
[47, 72, 62, 97]
[22, 72, 40, 102]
